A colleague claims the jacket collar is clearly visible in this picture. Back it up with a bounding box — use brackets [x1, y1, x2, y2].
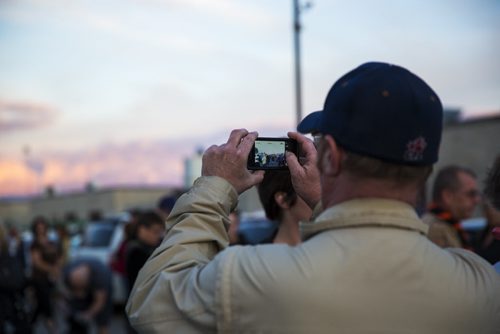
[300, 198, 428, 240]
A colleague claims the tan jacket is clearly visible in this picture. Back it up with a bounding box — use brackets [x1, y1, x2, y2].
[126, 177, 500, 333]
[423, 212, 464, 248]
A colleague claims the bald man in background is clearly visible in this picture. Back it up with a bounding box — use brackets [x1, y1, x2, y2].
[63, 257, 113, 334]
[424, 165, 481, 250]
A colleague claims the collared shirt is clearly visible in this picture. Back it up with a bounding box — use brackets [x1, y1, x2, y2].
[127, 176, 500, 334]
[301, 197, 428, 240]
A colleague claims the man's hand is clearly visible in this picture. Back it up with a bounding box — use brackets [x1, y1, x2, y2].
[286, 132, 321, 209]
[202, 129, 265, 194]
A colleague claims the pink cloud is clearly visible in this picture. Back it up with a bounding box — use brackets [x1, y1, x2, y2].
[0, 139, 189, 197]
[0, 100, 58, 133]
[0, 124, 292, 197]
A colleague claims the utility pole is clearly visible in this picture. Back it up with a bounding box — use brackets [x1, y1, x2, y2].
[292, 1, 312, 127]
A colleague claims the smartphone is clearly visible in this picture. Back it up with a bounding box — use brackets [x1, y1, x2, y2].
[247, 137, 298, 170]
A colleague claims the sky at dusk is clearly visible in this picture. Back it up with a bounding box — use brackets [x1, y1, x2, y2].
[1, 0, 499, 197]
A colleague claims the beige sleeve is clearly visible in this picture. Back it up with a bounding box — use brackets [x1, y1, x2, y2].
[126, 176, 238, 333]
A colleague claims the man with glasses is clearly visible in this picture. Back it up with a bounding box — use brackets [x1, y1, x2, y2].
[126, 62, 500, 333]
[424, 165, 481, 249]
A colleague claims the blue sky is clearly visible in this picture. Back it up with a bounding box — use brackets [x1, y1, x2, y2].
[0, 0, 499, 195]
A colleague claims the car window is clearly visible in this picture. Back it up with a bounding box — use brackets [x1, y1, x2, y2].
[84, 223, 115, 247]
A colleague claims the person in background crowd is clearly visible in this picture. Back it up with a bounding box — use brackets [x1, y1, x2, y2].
[126, 62, 500, 332]
[485, 155, 500, 211]
[423, 165, 481, 249]
[63, 257, 113, 334]
[113, 213, 141, 334]
[0, 222, 32, 334]
[257, 169, 312, 245]
[484, 155, 500, 273]
[110, 209, 141, 293]
[8, 226, 23, 259]
[125, 210, 165, 292]
[475, 200, 500, 264]
[55, 224, 71, 265]
[111, 222, 137, 290]
[29, 216, 61, 333]
[88, 210, 102, 221]
[156, 195, 177, 221]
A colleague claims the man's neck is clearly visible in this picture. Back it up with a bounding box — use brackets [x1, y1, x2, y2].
[322, 175, 419, 210]
[274, 217, 301, 246]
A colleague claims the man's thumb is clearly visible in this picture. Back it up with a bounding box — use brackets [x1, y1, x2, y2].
[251, 170, 265, 185]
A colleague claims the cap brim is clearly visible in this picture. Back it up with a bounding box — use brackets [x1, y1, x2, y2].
[297, 111, 323, 134]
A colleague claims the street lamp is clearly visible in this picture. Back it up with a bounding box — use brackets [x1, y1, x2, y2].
[292, 0, 312, 126]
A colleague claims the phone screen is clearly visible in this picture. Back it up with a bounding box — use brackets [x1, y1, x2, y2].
[247, 137, 297, 170]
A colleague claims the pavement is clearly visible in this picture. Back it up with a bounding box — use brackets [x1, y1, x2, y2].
[33, 304, 129, 334]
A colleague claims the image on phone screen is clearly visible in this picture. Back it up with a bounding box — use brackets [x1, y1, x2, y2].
[247, 138, 297, 170]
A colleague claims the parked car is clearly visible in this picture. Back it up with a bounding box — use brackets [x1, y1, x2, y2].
[237, 210, 278, 245]
[70, 212, 130, 305]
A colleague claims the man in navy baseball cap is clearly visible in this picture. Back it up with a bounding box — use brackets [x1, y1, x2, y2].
[127, 62, 500, 333]
[297, 62, 443, 165]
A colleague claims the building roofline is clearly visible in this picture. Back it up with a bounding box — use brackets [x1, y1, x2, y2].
[445, 112, 500, 127]
[0, 184, 184, 203]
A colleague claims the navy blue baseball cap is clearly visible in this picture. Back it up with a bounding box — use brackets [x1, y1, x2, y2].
[298, 62, 443, 165]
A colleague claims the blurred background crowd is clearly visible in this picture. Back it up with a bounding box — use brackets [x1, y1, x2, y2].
[1, 1, 499, 332]
[0, 194, 176, 334]
[1, 158, 500, 333]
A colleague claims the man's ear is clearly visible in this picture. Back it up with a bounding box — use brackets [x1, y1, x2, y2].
[274, 191, 291, 209]
[320, 135, 343, 177]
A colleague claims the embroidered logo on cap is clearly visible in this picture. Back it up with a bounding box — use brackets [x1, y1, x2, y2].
[404, 136, 427, 161]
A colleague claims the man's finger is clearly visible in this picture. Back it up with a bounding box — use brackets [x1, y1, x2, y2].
[237, 131, 258, 155]
[226, 128, 249, 147]
[288, 131, 317, 163]
[288, 131, 309, 146]
[302, 141, 318, 164]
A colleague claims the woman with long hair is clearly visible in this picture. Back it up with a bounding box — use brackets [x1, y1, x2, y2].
[29, 216, 61, 333]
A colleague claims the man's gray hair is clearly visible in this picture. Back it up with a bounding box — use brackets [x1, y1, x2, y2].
[342, 151, 433, 186]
